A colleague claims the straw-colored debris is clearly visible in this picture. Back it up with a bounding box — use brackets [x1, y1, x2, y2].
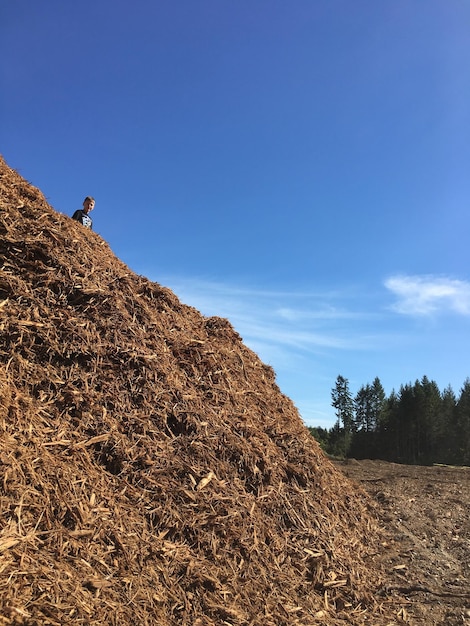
[0, 156, 398, 625]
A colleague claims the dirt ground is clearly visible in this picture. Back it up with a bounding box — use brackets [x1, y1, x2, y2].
[333, 459, 470, 625]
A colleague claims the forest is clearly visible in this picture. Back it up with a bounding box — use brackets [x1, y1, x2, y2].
[309, 374, 470, 465]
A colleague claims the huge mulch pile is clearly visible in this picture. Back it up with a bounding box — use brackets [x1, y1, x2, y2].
[0, 156, 402, 625]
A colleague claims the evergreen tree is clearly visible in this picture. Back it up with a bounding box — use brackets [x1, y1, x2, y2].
[377, 388, 399, 460]
[455, 379, 470, 465]
[355, 384, 373, 432]
[397, 383, 416, 463]
[354, 384, 367, 431]
[307, 426, 330, 452]
[351, 377, 387, 458]
[331, 375, 354, 432]
[437, 385, 457, 464]
[416, 376, 442, 463]
[355, 377, 387, 433]
[331, 375, 354, 456]
[370, 377, 386, 430]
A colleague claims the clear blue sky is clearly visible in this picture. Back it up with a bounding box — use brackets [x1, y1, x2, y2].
[2, 1, 470, 427]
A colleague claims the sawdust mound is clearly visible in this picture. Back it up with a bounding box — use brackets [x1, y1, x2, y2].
[0, 156, 393, 625]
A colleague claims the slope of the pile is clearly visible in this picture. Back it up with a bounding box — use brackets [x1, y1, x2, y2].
[0, 156, 394, 626]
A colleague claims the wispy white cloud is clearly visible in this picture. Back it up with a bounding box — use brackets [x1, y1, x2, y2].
[275, 306, 373, 322]
[385, 275, 470, 316]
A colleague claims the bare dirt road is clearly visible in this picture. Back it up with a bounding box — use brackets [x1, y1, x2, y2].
[334, 459, 470, 625]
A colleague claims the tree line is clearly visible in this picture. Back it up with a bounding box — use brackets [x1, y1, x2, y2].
[308, 374, 470, 465]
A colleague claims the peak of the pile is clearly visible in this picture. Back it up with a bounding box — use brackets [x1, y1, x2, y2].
[0, 156, 394, 625]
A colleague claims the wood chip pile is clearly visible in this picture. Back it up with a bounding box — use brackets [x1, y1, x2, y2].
[0, 156, 397, 625]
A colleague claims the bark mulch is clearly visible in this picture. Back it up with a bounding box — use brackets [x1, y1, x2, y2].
[0, 156, 404, 625]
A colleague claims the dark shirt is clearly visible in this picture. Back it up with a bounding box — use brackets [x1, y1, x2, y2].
[72, 209, 93, 229]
